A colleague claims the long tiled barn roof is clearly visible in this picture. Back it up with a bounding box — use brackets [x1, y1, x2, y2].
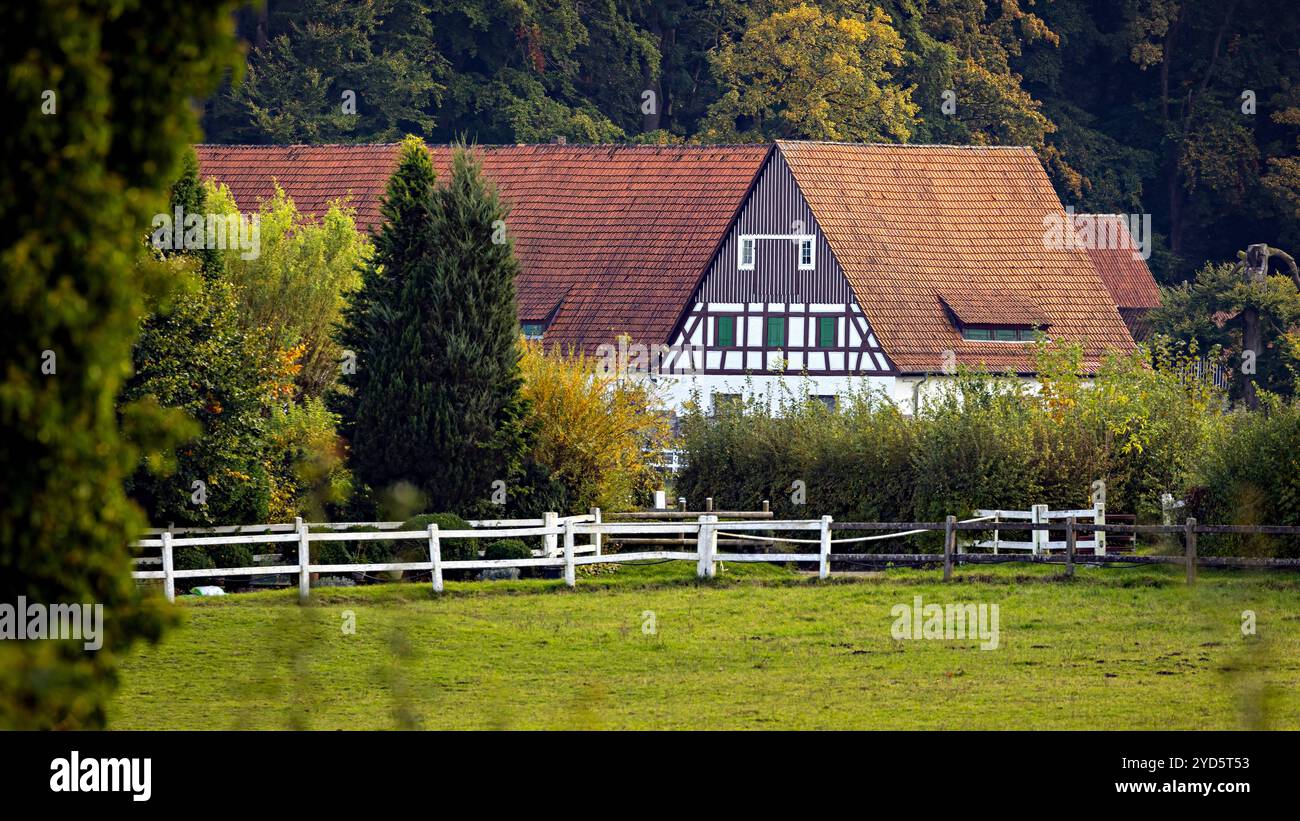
[195, 143, 771, 351]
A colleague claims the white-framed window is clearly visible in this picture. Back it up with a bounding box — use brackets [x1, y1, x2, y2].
[737, 233, 815, 271]
[739, 236, 755, 270]
[798, 238, 815, 270]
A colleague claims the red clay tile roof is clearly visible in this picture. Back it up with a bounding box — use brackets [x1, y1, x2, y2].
[1077, 214, 1163, 311]
[938, 292, 1046, 327]
[195, 143, 770, 350]
[194, 144, 397, 230]
[1119, 307, 1154, 341]
[776, 141, 1137, 373]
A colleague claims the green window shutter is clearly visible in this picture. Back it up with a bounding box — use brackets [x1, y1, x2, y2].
[818, 316, 835, 348]
[766, 316, 785, 347]
[716, 316, 735, 347]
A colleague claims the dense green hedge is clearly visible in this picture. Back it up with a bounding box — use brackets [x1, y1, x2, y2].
[1187, 397, 1300, 557]
[678, 342, 1256, 550]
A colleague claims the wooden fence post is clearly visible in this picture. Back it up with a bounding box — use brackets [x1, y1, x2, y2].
[705, 497, 714, 512]
[161, 529, 175, 603]
[590, 507, 602, 556]
[678, 496, 686, 513]
[819, 515, 832, 580]
[543, 511, 558, 558]
[1031, 504, 1048, 555]
[428, 523, 443, 593]
[1093, 502, 1106, 556]
[1065, 516, 1076, 578]
[695, 514, 709, 578]
[296, 516, 310, 601]
[943, 515, 955, 582]
[706, 515, 720, 578]
[992, 513, 1000, 555]
[563, 518, 576, 588]
[762, 499, 770, 513]
[1185, 517, 1197, 586]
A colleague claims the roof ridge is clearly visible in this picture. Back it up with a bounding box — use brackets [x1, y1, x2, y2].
[196, 140, 1033, 151]
[194, 142, 774, 150]
[776, 139, 1033, 150]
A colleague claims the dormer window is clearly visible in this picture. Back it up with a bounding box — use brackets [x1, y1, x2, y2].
[798, 238, 814, 270]
[521, 322, 545, 340]
[938, 293, 1047, 344]
[739, 237, 755, 270]
[961, 326, 1041, 342]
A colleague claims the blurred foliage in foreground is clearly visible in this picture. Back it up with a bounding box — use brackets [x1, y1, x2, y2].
[0, 0, 244, 728]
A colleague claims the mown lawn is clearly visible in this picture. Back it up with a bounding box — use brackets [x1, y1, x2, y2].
[110, 562, 1300, 729]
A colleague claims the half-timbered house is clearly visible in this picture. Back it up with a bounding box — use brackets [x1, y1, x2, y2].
[196, 140, 1156, 414]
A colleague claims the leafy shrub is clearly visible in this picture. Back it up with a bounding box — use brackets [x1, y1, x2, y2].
[484, 539, 532, 560]
[911, 375, 1041, 524]
[210, 544, 254, 568]
[1032, 338, 1225, 518]
[519, 340, 671, 513]
[171, 543, 253, 590]
[265, 397, 354, 522]
[173, 544, 251, 570]
[1187, 396, 1300, 557]
[384, 513, 475, 562]
[309, 524, 382, 565]
[174, 547, 216, 571]
[677, 340, 1228, 551]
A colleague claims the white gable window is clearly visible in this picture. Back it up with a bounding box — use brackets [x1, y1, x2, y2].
[738, 233, 816, 271]
[739, 236, 756, 270]
[798, 238, 815, 270]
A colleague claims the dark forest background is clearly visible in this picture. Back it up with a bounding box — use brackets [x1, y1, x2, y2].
[200, 0, 1300, 284]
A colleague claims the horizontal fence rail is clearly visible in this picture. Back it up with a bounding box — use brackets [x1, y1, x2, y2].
[130, 511, 1300, 601]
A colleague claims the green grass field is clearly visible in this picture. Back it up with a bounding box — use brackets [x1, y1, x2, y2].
[110, 562, 1300, 730]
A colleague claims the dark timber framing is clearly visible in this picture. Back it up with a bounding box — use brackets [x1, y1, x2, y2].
[666, 144, 896, 377]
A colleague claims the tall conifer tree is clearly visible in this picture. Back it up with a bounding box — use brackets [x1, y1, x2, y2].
[335, 138, 528, 514]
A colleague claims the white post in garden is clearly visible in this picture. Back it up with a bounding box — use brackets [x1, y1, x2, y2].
[1093, 502, 1107, 556]
[705, 514, 719, 578]
[161, 529, 175, 603]
[590, 507, 602, 556]
[544, 511, 558, 558]
[428, 523, 443, 593]
[296, 516, 310, 601]
[819, 515, 832, 579]
[1031, 504, 1048, 555]
[563, 518, 576, 588]
[695, 513, 710, 578]
[653, 490, 666, 509]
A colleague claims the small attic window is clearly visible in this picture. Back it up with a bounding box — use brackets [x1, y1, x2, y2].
[938, 293, 1047, 343]
[798, 238, 814, 270]
[962, 326, 1040, 342]
[739, 237, 755, 270]
[521, 322, 545, 340]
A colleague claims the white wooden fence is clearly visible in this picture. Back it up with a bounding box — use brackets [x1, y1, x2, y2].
[970, 503, 1106, 555]
[130, 504, 1111, 601]
[131, 510, 837, 601]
